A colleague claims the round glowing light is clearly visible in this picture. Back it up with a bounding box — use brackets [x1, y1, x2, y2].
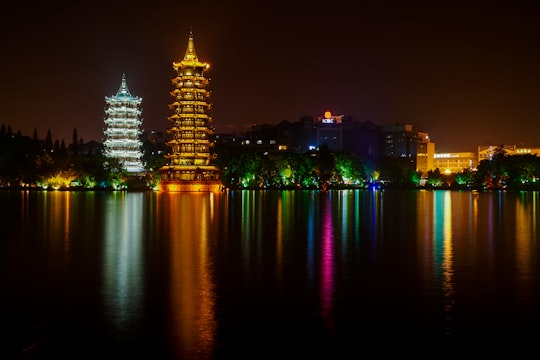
[324, 111, 332, 118]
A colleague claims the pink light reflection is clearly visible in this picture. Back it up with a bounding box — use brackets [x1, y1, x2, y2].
[320, 194, 334, 333]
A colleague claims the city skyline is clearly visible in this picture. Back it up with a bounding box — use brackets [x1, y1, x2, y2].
[1, 1, 539, 153]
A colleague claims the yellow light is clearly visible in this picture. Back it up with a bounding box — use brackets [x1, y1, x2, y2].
[324, 111, 332, 118]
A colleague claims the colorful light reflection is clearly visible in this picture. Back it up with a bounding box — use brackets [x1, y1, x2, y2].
[320, 193, 335, 333]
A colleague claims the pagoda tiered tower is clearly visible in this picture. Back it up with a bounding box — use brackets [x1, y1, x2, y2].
[158, 31, 222, 192]
[103, 74, 145, 173]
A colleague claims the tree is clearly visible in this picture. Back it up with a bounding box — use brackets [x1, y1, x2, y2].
[45, 129, 53, 150]
[454, 168, 475, 188]
[426, 168, 445, 188]
[334, 152, 366, 185]
[476, 146, 509, 189]
[313, 143, 337, 189]
[71, 128, 79, 155]
[378, 157, 418, 188]
[238, 152, 264, 188]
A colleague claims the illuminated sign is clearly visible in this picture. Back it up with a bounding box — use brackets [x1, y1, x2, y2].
[319, 110, 343, 124]
[322, 111, 334, 124]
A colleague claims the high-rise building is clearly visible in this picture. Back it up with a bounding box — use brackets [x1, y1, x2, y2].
[316, 111, 344, 152]
[158, 31, 221, 192]
[380, 123, 435, 175]
[103, 74, 145, 173]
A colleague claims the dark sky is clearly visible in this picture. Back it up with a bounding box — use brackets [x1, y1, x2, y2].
[1, 1, 539, 152]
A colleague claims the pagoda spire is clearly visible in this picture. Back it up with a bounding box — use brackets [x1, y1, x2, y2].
[183, 29, 198, 62]
[116, 73, 132, 97]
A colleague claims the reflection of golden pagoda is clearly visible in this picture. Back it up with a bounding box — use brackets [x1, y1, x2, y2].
[158, 31, 222, 192]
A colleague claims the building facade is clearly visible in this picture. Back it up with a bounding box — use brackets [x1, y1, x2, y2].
[158, 31, 221, 192]
[478, 145, 516, 162]
[515, 147, 540, 156]
[379, 123, 434, 175]
[416, 138, 435, 175]
[434, 152, 477, 174]
[103, 74, 145, 173]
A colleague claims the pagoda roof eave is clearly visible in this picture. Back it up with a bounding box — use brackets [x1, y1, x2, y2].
[173, 60, 209, 68]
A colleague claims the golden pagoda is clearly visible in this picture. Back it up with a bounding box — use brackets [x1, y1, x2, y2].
[158, 31, 222, 192]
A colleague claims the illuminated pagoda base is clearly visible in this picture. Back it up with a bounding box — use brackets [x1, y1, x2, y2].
[158, 165, 222, 192]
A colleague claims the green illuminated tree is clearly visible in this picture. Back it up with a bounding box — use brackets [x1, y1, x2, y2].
[312, 143, 337, 189]
[334, 152, 366, 186]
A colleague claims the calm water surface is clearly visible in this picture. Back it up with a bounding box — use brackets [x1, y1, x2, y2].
[1, 189, 540, 358]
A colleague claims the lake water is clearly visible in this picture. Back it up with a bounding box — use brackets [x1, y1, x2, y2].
[1, 189, 540, 358]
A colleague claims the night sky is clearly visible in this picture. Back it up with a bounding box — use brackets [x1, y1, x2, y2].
[1, 1, 538, 152]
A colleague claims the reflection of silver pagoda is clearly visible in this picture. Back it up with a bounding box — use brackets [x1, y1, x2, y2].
[103, 74, 145, 173]
[158, 31, 221, 192]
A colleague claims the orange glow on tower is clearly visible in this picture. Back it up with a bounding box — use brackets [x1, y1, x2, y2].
[158, 31, 222, 192]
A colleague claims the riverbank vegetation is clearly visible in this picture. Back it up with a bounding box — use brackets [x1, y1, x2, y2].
[2, 125, 540, 191]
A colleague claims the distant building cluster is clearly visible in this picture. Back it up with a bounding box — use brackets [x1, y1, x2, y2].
[213, 112, 540, 176]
